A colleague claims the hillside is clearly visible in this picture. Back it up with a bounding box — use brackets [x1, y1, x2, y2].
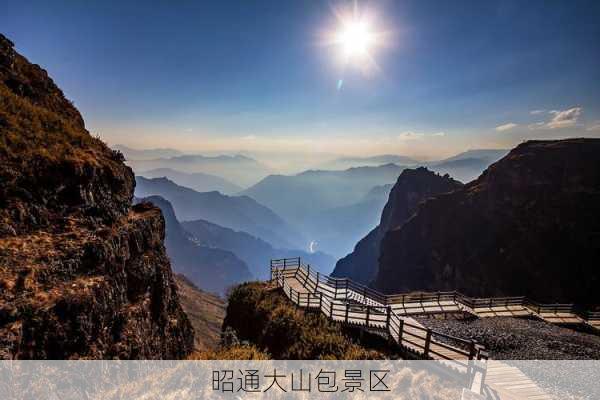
[138, 196, 253, 295]
[333, 168, 462, 284]
[135, 176, 304, 250]
[173, 274, 225, 351]
[0, 34, 193, 359]
[376, 139, 600, 304]
[221, 282, 395, 359]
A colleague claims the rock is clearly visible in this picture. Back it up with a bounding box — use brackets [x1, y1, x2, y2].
[0, 33, 194, 359]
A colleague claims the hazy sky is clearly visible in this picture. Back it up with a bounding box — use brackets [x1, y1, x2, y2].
[2, 0, 600, 160]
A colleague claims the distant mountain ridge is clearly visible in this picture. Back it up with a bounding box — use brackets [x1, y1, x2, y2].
[181, 219, 336, 279]
[140, 167, 242, 194]
[323, 154, 419, 170]
[135, 176, 305, 250]
[113, 144, 184, 160]
[242, 163, 405, 257]
[125, 152, 271, 187]
[428, 149, 509, 183]
[375, 139, 600, 304]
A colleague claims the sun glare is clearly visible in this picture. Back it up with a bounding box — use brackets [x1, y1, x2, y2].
[321, 2, 391, 76]
[337, 20, 374, 58]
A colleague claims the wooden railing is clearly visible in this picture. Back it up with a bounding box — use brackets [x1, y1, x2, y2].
[270, 258, 488, 363]
[271, 258, 599, 324]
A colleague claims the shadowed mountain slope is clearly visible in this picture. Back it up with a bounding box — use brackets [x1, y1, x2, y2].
[376, 139, 600, 304]
[333, 168, 462, 284]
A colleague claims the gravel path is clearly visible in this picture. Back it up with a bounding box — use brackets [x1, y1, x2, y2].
[416, 317, 600, 399]
[415, 316, 600, 359]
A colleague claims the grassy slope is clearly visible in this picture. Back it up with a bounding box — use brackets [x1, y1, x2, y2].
[219, 281, 397, 360]
[173, 274, 226, 351]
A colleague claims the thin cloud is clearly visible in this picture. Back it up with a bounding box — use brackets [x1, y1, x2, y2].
[546, 107, 582, 129]
[529, 107, 582, 130]
[495, 123, 518, 132]
[397, 131, 445, 141]
[530, 110, 546, 115]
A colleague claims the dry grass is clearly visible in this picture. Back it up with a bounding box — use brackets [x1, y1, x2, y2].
[173, 274, 226, 351]
[222, 282, 386, 360]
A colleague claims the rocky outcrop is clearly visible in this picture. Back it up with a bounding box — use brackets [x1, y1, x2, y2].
[333, 168, 462, 284]
[0, 34, 193, 359]
[376, 139, 600, 305]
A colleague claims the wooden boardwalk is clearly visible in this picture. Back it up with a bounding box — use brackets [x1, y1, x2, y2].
[484, 362, 551, 400]
[270, 258, 557, 400]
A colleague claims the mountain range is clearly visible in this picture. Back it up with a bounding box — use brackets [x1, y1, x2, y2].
[113, 144, 184, 160]
[139, 167, 242, 194]
[428, 149, 509, 183]
[125, 153, 271, 187]
[137, 196, 253, 295]
[181, 219, 336, 279]
[135, 176, 305, 250]
[322, 154, 419, 170]
[241, 163, 404, 256]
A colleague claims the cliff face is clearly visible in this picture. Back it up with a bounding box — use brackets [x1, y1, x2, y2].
[333, 168, 462, 284]
[0, 34, 193, 359]
[376, 139, 600, 304]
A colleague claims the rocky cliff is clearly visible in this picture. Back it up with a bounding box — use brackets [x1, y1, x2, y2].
[0, 34, 193, 359]
[376, 139, 600, 305]
[333, 168, 462, 284]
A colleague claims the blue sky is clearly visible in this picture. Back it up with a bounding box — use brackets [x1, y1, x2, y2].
[2, 0, 600, 160]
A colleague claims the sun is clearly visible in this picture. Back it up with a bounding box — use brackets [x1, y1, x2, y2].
[337, 20, 374, 59]
[321, 3, 391, 75]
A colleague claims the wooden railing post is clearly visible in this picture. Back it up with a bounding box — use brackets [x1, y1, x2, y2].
[398, 318, 404, 343]
[329, 301, 333, 318]
[363, 287, 367, 303]
[345, 303, 349, 323]
[424, 329, 432, 358]
[366, 306, 371, 327]
[304, 264, 310, 286]
[318, 292, 323, 310]
[315, 272, 320, 292]
[386, 306, 391, 330]
[469, 340, 477, 360]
